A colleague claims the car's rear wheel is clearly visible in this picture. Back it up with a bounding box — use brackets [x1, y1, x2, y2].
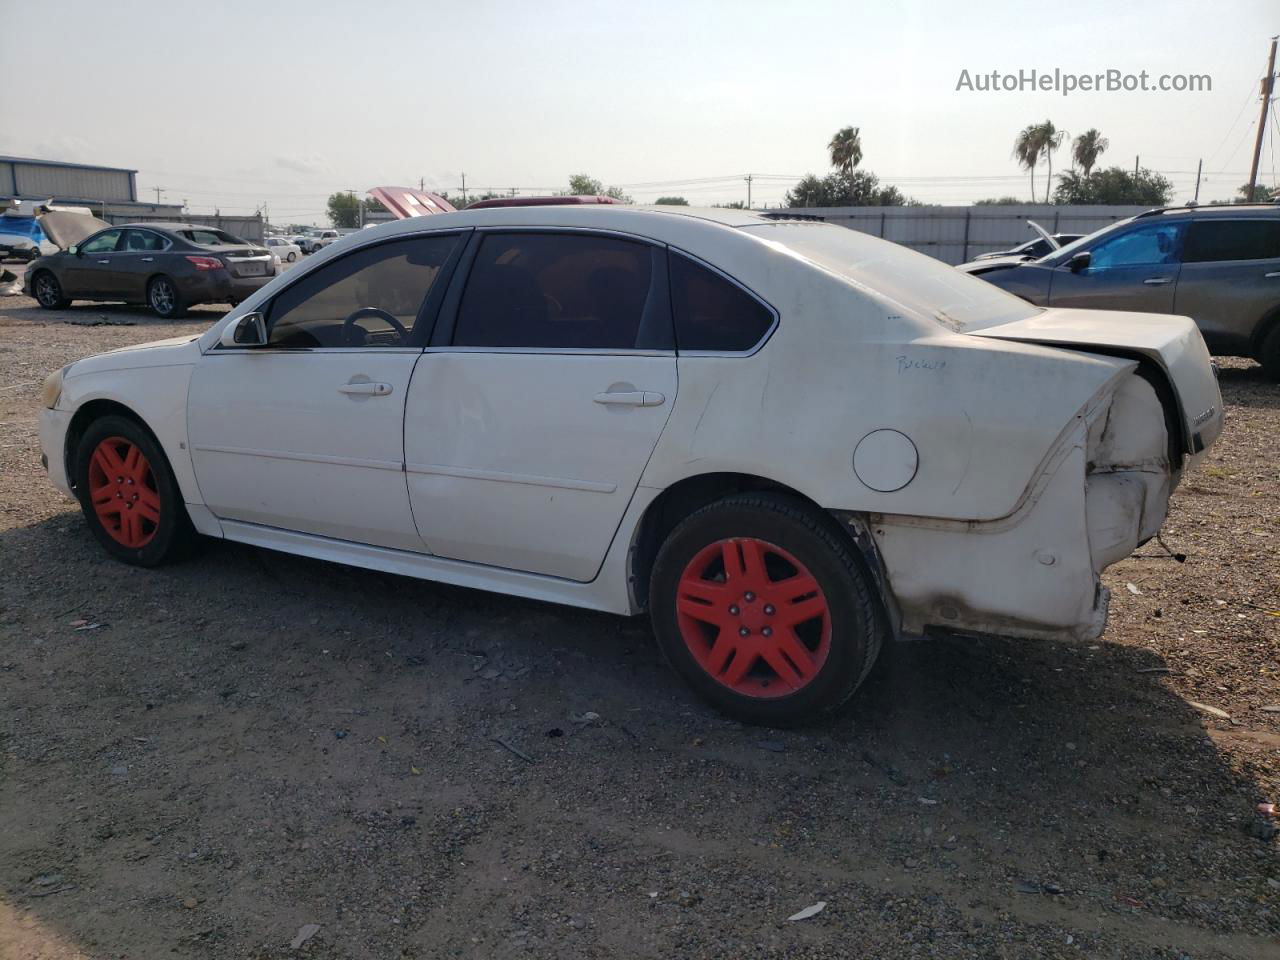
[649, 493, 884, 727]
[1259, 324, 1280, 381]
[147, 275, 186, 318]
[286, 251, 297, 262]
[32, 270, 70, 309]
[73, 414, 196, 566]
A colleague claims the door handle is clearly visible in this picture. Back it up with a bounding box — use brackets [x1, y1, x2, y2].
[141, 257, 154, 262]
[1142, 277, 1172, 285]
[593, 391, 665, 407]
[97, 259, 110, 264]
[338, 381, 393, 396]
[1265, 271, 1280, 278]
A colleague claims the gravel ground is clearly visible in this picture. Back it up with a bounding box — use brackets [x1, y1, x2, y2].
[0, 291, 1277, 959]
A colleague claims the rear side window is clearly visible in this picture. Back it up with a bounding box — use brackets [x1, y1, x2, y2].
[1183, 219, 1280, 263]
[122, 229, 166, 252]
[267, 234, 460, 348]
[181, 228, 246, 246]
[454, 233, 660, 350]
[670, 253, 774, 352]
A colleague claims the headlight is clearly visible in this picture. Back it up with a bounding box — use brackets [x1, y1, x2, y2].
[40, 366, 67, 409]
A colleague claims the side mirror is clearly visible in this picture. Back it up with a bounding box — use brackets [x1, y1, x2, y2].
[1068, 251, 1091, 273]
[68, 245, 79, 257]
[220, 311, 267, 347]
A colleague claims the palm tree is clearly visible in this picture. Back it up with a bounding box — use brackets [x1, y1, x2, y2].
[1072, 129, 1109, 177]
[1039, 121, 1066, 203]
[828, 126, 863, 175]
[1012, 124, 1043, 201]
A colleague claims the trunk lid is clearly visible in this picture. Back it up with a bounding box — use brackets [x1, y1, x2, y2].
[968, 307, 1224, 458]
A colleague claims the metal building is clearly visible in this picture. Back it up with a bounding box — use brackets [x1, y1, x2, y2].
[0, 155, 182, 220]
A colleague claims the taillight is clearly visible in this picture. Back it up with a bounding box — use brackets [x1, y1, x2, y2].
[185, 255, 223, 271]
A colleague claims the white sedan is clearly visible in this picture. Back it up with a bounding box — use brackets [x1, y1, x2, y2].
[38, 205, 1224, 725]
[264, 236, 301, 262]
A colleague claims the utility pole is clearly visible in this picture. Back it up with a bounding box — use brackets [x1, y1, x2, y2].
[419, 177, 425, 191]
[461, 172, 467, 204]
[153, 186, 164, 205]
[1247, 36, 1278, 202]
[744, 174, 753, 209]
[351, 189, 363, 228]
[1133, 155, 1139, 178]
[1193, 158, 1203, 204]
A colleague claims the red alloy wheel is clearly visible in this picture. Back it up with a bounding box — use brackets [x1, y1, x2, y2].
[675, 537, 832, 698]
[87, 436, 161, 549]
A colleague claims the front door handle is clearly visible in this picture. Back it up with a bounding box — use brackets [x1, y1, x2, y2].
[338, 381, 393, 397]
[1142, 277, 1172, 285]
[593, 391, 665, 407]
[1265, 271, 1280, 278]
[141, 257, 154, 263]
[97, 259, 110, 264]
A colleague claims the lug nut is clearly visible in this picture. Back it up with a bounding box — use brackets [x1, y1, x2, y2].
[764, 604, 775, 615]
[744, 591, 755, 602]
[762, 627, 773, 637]
[738, 626, 750, 637]
[729, 605, 739, 615]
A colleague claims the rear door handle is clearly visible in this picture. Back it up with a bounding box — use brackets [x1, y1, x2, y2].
[593, 391, 665, 407]
[1142, 277, 1172, 285]
[338, 381, 393, 396]
[97, 259, 110, 264]
[1265, 271, 1280, 278]
[141, 257, 154, 262]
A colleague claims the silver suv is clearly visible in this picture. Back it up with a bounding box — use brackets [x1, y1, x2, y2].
[958, 204, 1280, 379]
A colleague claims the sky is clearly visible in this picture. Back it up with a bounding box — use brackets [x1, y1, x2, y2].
[2, 0, 1278, 225]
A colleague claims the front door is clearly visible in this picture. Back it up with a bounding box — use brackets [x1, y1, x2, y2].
[64, 228, 126, 297]
[187, 231, 464, 551]
[1048, 220, 1184, 314]
[405, 230, 677, 582]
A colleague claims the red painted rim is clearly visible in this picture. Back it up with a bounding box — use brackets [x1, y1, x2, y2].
[87, 436, 161, 549]
[675, 538, 831, 699]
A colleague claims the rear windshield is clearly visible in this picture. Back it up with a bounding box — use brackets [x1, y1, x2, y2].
[181, 228, 247, 246]
[742, 221, 1038, 331]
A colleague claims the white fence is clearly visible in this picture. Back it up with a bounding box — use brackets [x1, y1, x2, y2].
[765, 205, 1153, 265]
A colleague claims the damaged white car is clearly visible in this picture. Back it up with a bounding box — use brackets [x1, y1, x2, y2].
[38, 205, 1223, 725]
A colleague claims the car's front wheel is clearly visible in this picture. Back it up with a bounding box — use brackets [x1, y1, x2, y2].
[286, 251, 297, 262]
[32, 270, 70, 309]
[147, 275, 186, 318]
[73, 414, 196, 566]
[649, 493, 885, 727]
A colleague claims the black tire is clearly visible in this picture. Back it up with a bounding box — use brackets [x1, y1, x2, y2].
[1259, 324, 1280, 381]
[73, 414, 197, 566]
[32, 270, 70, 309]
[147, 275, 186, 318]
[649, 493, 885, 727]
[286, 251, 297, 262]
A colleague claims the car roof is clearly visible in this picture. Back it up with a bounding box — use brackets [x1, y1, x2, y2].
[1136, 202, 1280, 220]
[349, 204, 768, 240]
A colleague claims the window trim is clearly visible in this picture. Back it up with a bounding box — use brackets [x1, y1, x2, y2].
[666, 245, 780, 358]
[215, 227, 471, 352]
[1181, 217, 1280, 264]
[432, 226, 676, 355]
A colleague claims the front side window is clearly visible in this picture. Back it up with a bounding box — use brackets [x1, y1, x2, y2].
[81, 230, 123, 254]
[1089, 222, 1183, 270]
[122, 229, 166, 252]
[670, 253, 774, 352]
[267, 234, 460, 348]
[1183, 219, 1280, 263]
[453, 232, 657, 349]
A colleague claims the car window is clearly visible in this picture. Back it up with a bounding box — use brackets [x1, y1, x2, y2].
[670, 253, 774, 352]
[122, 229, 166, 252]
[266, 234, 460, 348]
[453, 233, 656, 350]
[81, 230, 123, 254]
[180, 228, 246, 245]
[1183, 219, 1280, 263]
[1088, 222, 1183, 270]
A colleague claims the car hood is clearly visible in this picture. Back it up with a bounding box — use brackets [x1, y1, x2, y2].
[38, 210, 112, 250]
[968, 308, 1224, 458]
[68, 335, 203, 377]
[955, 256, 1028, 273]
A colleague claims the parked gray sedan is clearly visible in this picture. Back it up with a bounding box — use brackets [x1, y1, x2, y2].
[958, 204, 1280, 379]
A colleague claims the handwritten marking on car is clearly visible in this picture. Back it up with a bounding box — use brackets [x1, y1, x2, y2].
[897, 356, 947, 374]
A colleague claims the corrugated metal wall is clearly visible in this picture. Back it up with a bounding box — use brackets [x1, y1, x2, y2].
[110, 212, 265, 242]
[4, 162, 135, 203]
[768, 205, 1152, 264]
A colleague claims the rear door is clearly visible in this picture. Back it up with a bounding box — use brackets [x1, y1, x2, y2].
[404, 230, 677, 581]
[64, 228, 126, 297]
[1173, 217, 1280, 354]
[114, 228, 170, 301]
[1048, 220, 1184, 314]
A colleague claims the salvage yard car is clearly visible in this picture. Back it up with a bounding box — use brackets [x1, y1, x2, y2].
[25, 218, 275, 318]
[958, 203, 1280, 379]
[38, 205, 1224, 725]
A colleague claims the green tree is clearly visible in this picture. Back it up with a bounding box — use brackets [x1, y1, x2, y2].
[1052, 167, 1173, 205]
[1038, 121, 1065, 203]
[974, 196, 1025, 205]
[714, 200, 747, 209]
[326, 191, 361, 228]
[784, 170, 910, 207]
[1234, 182, 1278, 202]
[655, 196, 689, 205]
[1012, 124, 1043, 202]
[828, 126, 863, 175]
[1072, 129, 1108, 177]
[364, 196, 387, 214]
[568, 173, 604, 195]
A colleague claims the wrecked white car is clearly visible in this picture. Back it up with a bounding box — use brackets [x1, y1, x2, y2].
[38, 205, 1223, 725]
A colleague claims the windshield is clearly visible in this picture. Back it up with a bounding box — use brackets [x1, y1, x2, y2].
[181, 228, 248, 246]
[1036, 217, 1137, 263]
[745, 221, 1040, 331]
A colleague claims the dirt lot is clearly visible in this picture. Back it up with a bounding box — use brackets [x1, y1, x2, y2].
[0, 289, 1277, 960]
